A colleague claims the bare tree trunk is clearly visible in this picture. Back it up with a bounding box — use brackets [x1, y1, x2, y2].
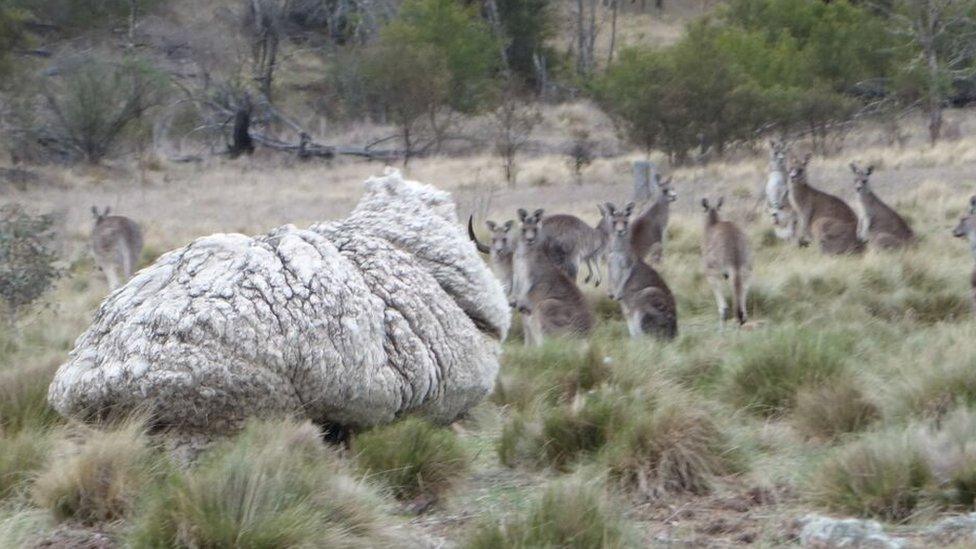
[128, 0, 137, 44]
[608, 0, 618, 65]
[483, 0, 510, 74]
[576, 0, 586, 76]
[925, 40, 942, 144]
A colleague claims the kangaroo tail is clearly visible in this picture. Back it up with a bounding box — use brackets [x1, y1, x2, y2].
[730, 268, 746, 325]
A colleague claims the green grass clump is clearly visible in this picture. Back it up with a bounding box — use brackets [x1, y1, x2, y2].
[0, 361, 61, 435]
[885, 342, 976, 420]
[918, 407, 976, 508]
[793, 376, 880, 441]
[0, 506, 52, 548]
[722, 326, 852, 416]
[465, 477, 636, 549]
[808, 430, 933, 521]
[355, 417, 469, 501]
[130, 419, 402, 548]
[493, 340, 610, 411]
[0, 428, 56, 500]
[32, 420, 161, 525]
[603, 391, 738, 496]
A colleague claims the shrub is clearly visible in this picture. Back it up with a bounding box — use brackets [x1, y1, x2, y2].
[355, 417, 469, 501]
[0, 429, 55, 500]
[129, 419, 402, 548]
[722, 326, 851, 416]
[603, 392, 738, 496]
[465, 477, 636, 548]
[808, 430, 932, 521]
[0, 205, 60, 322]
[32, 420, 160, 524]
[793, 376, 880, 441]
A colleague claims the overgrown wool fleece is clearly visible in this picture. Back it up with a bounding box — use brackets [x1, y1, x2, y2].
[48, 170, 510, 433]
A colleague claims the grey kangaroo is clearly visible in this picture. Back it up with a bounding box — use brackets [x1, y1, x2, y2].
[701, 198, 752, 326]
[850, 163, 915, 250]
[629, 174, 677, 264]
[787, 153, 864, 255]
[469, 216, 516, 301]
[90, 206, 143, 290]
[952, 195, 976, 316]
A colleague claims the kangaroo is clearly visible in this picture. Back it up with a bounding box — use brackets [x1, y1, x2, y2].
[511, 208, 594, 346]
[468, 216, 516, 300]
[701, 198, 752, 326]
[951, 196, 976, 316]
[629, 174, 677, 264]
[765, 140, 798, 242]
[850, 163, 915, 250]
[605, 202, 677, 340]
[532, 210, 609, 286]
[787, 153, 864, 255]
[90, 206, 143, 290]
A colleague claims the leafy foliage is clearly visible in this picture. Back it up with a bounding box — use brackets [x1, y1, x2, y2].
[0, 204, 60, 321]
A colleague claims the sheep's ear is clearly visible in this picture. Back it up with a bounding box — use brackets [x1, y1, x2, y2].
[701, 198, 710, 210]
[866, 166, 874, 176]
[517, 208, 528, 221]
[716, 197, 724, 209]
[486, 220, 497, 231]
[503, 220, 514, 231]
[533, 208, 544, 219]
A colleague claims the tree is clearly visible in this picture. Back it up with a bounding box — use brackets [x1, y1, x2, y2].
[0, 4, 28, 79]
[888, 0, 976, 143]
[493, 0, 555, 87]
[362, 39, 450, 165]
[492, 85, 540, 186]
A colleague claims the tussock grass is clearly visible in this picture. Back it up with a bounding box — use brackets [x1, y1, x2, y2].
[882, 327, 976, 420]
[721, 326, 853, 417]
[0, 506, 52, 548]
[808, 430, 933, 521]
[0, 428, 57, 500]
[355, 417, 469, 501]
[492, 340, 611, 411]
[464, 477, 636, 549]
[603, 390, 739, 496]
[130, 419, 405, 548]
[32, 419, 161, 525]
[917, 407, 976, 508]
[793, 376, 880, 441]
[0, 361, 61, 436]
[535, 389, 629, 471]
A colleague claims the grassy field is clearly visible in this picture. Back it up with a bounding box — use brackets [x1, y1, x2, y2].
[3, 107, 976, 546]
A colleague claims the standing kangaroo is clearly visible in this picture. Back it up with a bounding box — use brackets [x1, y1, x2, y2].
[511, 208, 594, 346]
[90, 206, 143, 290]
[532, 211, 609, 286]
[765, 140, 798, 242]
[469, 216, 516, 301]
[850, 163, 915, 249]
[787, 153, 864, 255]
[701, 198, 752, 326]
[952, 196, 976, 316]
[605, 202, 677, 340]
[629, 174, 677, 264]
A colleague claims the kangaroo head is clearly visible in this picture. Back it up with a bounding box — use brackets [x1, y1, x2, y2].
[954, 196, 976, 239]
[91, 206, 110, 223]
[788, 153, 812, 182]
[655, 175, 677, 202]
[701, 197, 724, 223]
[850, 163, 874, 193]
[517, 208, 545, 245]
[604, 202, 634, 237]
[485, 220, 515, 254]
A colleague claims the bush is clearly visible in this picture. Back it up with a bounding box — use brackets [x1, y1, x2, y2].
[793, 376, 880, 441]
[603, 392, 738, 496]
[808, 430, 932, 521]
[465, 477, 636, 549]
[0, 205, 60, 322]
[722, 326, 851, 416]
[0, 429, 55, 500]
[32, 420, 160, 524]
[355, 417, 469, 501]
[129, 419, 402, 548]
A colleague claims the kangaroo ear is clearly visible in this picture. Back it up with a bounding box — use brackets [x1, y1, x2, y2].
[606, 202, 617, 215]
[533, 208, 544, 219]
[517, 208, 528, 221]
[91, 206, 99, 218]
[596, 203, 607, 216]
[624, 201, 635, 216]
[850, 163, 858, 174]
[504, 220, 514, 231]
[701, 198, 709, 210]
[716, 197, 724, 209]
[486, 220, 497, 231]
[866, 166, 874, 176]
